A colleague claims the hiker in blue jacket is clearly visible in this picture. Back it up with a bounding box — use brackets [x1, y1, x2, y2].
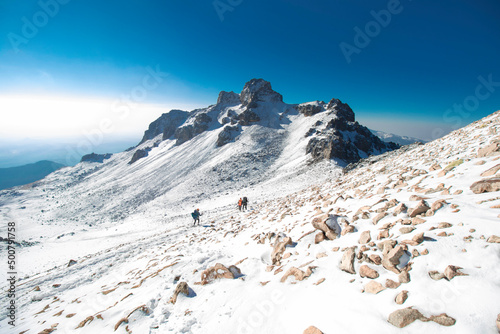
[192, 208, 201, 225]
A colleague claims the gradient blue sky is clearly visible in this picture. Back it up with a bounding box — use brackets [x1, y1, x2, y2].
[1, 0, 499, 165]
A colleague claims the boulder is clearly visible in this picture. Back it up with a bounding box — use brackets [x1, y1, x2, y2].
[408, 200, 430, 217]
[359, 265, 379, 279]
[470, 177, 500, 194]
[303, 326, 323, 334]
[312, 215, 340, 240]
[271, 237, 293, 265]
[339, 246, 356, 274]
[477, 142, 500, 158]
[487, 235, 500, 243]
[386, 279, 401, 289]
[358, 230, 372, 244]
[280, 266, 314, 283]
[399, 226, 415, 234]
[314, 231, 326, 244]
[428, 314, 456, 326]
[200, 263, 240, 285]
[443, 265, 468, 281]
[372, 212, 388, 225]
[387, 307, 425, 328]
[395, 290, 408, 304]
[364, 281, 385, 294]
[369, 254, 382, 265]
[480, 163, 500, 177]
[169, 282, 190, 304]
[394, 203, 407, 215]
[382, 245, 405, 274]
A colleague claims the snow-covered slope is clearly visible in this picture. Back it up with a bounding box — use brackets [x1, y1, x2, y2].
[1, 82, 500, 333]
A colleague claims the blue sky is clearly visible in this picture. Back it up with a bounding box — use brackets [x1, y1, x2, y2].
[0, 0, 499, 165]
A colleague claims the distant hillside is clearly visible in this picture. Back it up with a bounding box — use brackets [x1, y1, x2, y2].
[0, 160, 65, 190]
[370, 129, 427, 146]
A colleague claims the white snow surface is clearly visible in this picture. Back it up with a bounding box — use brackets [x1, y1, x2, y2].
[1, 110, 500, 333]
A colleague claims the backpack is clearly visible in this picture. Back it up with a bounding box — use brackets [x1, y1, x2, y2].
[191, 211, 198, 219]
[243, 197, 248, 203]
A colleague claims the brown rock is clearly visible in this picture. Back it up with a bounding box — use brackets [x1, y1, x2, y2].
[369, 254, 382, 265]
[477, 142, 500, 158]
[487, 235, 500, 243]
[398, 269, 411, 283]
[412, 232, 424, 244]
[496, 314, 500, 332]
[314, 231, 325, 244]
[385, 279, 401, 289]
[421, 248, 429, 255]
[280, 266, 313, 283]
[470, 177, 500, 194]
[359, 230, 372, 244]
[399, 227, 415, 234]
[431, 199, 447, 212]
[312, 216, 338, 240]
[341, 224, 355, 236]
[339, 246, 356, 274]
[359, 265, 379, 279]
[429, 270, 445, 280]
[408, 200, 430, 217]
[443, 265, 468, 280]
[271, 237, 293, 265]
[200, 263, 239, 284]
[411, 217, 426, 225]
[303, 326, 323, 334]
[378, 229, 389, 240]
[372, 212, 388, 225]
[438, 222, 452, 229]
[412, 249, 420, 257]
[383, 245, 405, 274]
[428, 313, 456, 326]
[316, 252, 327, 259]
[395, 290, 408, 304]
[481, 163, 500, 177]
[169, 282, 190, 304]
[364, 281, 385, 294]
[394, 203, 407, 215]
[387, 307, 425, 328]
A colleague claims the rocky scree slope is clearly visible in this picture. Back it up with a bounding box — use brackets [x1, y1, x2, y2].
[4, 111, 500, 333]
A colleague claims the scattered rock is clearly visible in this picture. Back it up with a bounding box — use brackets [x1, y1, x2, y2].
[398, 269, 411, 283]
[408, 200, 430, 218]
[271, 237, 293, 265]
[395, 290, 408, 304]
[387, 308, 425, 328]
[487, 235, 500, 243]
[359, 265, 379, 279]
[496, 314, 500, 332]
[67, 259, 77, 267]
[411, 217, 426, 225]
[364, 281, 385, 294]
[443, 265, 468, 280]
[428, 313, 457, 326]
[369, 254, 382, 265]
[480, 163, 500, 177]
[394, 203, 407, 215]
[385, 279, 401, 289]
[377, 229, 389, 240]
[280, 266, 314, 283]
[399, 227, 415, 234]
[477, 142, 500, 158]
[339, 246, 356, 274]
[383, 245, 405, 274]
[314, 232, 326, 244]
[372, 212, 388, 225]
[312, 215, 340, 240]
[303, 326, 324, 334]
[438, 222, 452, 229]
[200, 263, 241, 284]
[316, 252, 327, 259]
[470, 178, 500, 194]
[169, 282, 190, 304]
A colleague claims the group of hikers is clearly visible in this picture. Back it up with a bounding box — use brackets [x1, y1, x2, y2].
[191, 196, 249, 225]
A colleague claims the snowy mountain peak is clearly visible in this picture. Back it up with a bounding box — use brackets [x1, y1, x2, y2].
[216, 91, 240, 106]
[240, 78, 283, 107]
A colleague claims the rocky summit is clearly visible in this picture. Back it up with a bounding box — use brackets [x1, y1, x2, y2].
[1, 81, 499, 333]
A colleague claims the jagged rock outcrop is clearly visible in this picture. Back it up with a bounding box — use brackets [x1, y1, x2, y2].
[139, 109, 189, 144]
[217, 91, 240, 106]
[240, 78, 283, 107]
[80, 153, 112, 163]
[216, 125, 240, 147]
[129, 148, 149, 164]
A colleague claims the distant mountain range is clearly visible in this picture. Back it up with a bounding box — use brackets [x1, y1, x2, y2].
[369, 129, 427, 146]
[0, 160, 65, 190]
